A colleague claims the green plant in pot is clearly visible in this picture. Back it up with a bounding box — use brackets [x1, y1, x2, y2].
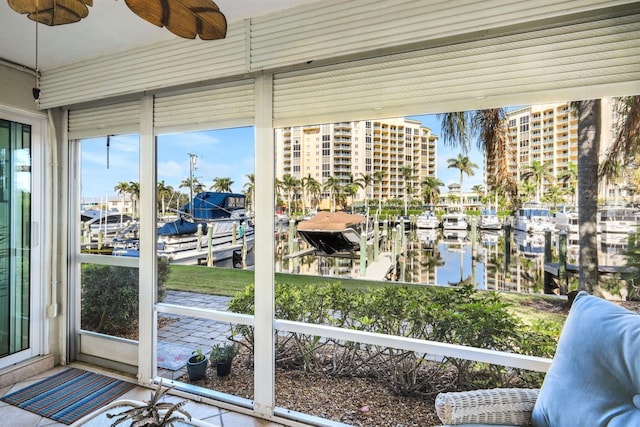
[186, 348, 208, 381]
[108, 378, 191, 426]
[210, 342, 238, 377]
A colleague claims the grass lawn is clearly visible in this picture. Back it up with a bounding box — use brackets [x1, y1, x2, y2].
[165, 265, 391, 296]
[165, 266, 569, 325]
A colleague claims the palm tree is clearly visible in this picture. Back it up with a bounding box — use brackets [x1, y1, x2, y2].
[291, 178, 303, 212]
[179, 177, 202, 195]
[156, 180, 173, 218]
[210, 177, 234, 193]
[518, 180, 536, 202]
[557, 162, 578, 205]
[601, 96, 640, 178]
[543, 185, 565, 210]
[471, 184, 485, 205]
[521, 160, 553, 202]
[600, 160, 625, 204]
[401, 166, 414, 216]
[274, 177, 284, 208]
[440, 109, 517, 202]
[193, 181, 205, 194]
[323, 176, 342, 212]
[373, 170, 386, 213]
[280, 174, 299, 214]
[421, 176, 444, 206]
[343, 182, 359, 209]
[359, 173, 374, 210]
[486, 175, 512, 211]
[344, 173, 364, 209]
[446, 154, 478, 205]
[574, 95, 640, 290]
[575, 99, 600, 290]
[128, 181, 140, 219]
[243, 173, 255, 214]
[114, 181, 131, 214]
[302, 175, 322, 213]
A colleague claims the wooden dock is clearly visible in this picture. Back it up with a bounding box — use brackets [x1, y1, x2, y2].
[544, 262, 636, 276]
[363, 252, 395, 280]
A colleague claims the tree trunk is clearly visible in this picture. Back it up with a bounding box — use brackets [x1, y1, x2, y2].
[577, 99, 600, 292]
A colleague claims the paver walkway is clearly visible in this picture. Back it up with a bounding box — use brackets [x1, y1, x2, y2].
[157, 291, 233, 379]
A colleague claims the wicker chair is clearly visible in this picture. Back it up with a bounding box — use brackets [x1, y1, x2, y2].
[434, 291, 640, 426]
[435, 388, 539, 426]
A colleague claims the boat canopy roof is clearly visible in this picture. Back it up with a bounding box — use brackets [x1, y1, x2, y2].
[297, 211, 366, 231]
[183, 192, 246, 220]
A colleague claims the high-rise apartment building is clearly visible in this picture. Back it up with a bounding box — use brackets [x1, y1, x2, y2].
[275, 118, 438, 210]
[487, 99, 620, 202]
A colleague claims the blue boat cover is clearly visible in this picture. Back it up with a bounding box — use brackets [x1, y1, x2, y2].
[157, 192, 245, 236]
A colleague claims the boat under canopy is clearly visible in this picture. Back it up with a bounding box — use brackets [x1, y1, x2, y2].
[297, 211, 372, 255]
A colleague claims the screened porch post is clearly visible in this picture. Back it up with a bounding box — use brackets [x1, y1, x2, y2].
[253, 74, 276, 417]
[138, 95, 157, 383]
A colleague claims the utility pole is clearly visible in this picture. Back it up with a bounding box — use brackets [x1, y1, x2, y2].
[188, 153, 198, 216]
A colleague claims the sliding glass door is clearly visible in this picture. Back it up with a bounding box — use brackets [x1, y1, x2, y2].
[0, 118, 32, 361]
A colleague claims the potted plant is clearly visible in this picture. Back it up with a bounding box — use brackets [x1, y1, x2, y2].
[108, 378, 191, 426]
[210, 342, 238, 377]
[186, 348, 208, 381]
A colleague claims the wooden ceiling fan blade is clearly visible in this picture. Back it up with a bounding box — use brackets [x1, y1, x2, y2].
[8, 0, 92, 25]
[125, 0, 226, 40]
[123, 0, 165, 27]
[176, 0, 226, 40]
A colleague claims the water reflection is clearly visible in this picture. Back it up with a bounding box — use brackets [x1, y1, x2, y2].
[275, 224, 633, 296]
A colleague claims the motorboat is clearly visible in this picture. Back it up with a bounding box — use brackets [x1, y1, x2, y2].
[81, 210, 134, 241]
[416, 228, 438, 250]
[441, 206, 468, 230]
[478, 208, 502, 230]
[480, 229, 502, 246]
[513, 229, 545, 257]
[395, 215, 411, 231]
[113, 192, 254, 265]
[552, 206, 579, 233]
[296, 211, 375, 255]
[442, 229, 468, 242]
[599, 205, 640, 234]
[416, 210, 440, 229]
[512, 202, 553, 233]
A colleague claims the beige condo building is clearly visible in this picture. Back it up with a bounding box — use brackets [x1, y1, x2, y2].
[275, 118, 438, 210]
[491, 99, 628, 203]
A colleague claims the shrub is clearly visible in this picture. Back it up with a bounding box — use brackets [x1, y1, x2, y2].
[81, 258, 170, 336]
[228, 282, 564, 394]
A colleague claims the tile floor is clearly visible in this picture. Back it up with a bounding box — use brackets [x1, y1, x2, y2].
[0, 365, 283, 427]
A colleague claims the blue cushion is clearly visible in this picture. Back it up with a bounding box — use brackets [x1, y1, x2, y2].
[532, 291, 640, 426]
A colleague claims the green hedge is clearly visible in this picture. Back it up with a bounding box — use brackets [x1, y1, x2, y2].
[229, 283, 562, 393]
[81, 258, 170, 336]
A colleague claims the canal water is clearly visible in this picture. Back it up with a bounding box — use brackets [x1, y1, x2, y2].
[273, 225, 633, 296]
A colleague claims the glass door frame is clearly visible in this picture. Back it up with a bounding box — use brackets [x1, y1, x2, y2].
[0, 106, 47, 370]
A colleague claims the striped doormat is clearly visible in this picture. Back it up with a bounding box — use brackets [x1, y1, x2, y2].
[1, 368, 136, 425]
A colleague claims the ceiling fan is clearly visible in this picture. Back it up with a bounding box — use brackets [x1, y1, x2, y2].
[7, 0, 227, 40]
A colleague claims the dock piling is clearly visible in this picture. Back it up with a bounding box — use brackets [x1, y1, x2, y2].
[544, 230, 552, 263]
[558, 230, 567, 292]
[360, 233, 367, 277]
[373, 220, 380, 261]
[196, 224, 203, 251]
[206, 225, 214, 266]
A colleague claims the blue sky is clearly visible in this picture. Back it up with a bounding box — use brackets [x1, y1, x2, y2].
[81, 115, 484, 200]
